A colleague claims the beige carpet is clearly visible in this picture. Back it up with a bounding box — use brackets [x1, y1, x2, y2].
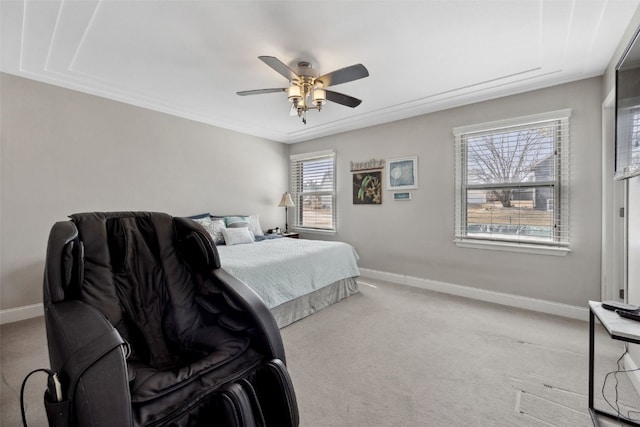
[280, 279, 640, 426]
[2, 278, 639, 426]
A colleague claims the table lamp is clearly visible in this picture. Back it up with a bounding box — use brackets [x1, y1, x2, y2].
[278, 192, 295, 233]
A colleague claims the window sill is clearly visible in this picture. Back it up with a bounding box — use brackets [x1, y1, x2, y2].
[454, 239, 570, 256]
[292, 227, 336, 236]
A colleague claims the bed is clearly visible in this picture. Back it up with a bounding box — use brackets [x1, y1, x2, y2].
[216, 237, 360, 328]
[190, 214, 360, 327]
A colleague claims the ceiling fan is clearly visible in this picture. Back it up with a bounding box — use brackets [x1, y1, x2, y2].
[237, 56, 369, 124]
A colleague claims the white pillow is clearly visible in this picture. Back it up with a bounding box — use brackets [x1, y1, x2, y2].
[208, 218, 227, 244]
[221, 227, 255, 246]
[248, 214, 264, 237]
[193, 217, 226, 245]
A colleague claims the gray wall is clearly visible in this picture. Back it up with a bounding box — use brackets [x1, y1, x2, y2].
[0, 73, 609, 312]
[0, 72, 288, 311]
[290, 77, 603, 307]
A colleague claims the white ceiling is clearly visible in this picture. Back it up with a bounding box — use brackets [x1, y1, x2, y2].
[2, 0, 639, 143]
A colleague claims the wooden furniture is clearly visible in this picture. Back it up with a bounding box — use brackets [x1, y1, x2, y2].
[588, 301, 640, 426]
[282, 233, 299, 239]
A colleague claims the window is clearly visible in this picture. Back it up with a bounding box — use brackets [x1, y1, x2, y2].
[290, 150, 336, 232]
[454, 110, 570, 253]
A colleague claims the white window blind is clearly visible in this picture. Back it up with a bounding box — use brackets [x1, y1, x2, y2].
[454, 110, 570, 248]
[290, 151, 336, 232]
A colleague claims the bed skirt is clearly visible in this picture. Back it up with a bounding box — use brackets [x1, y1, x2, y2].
[271, 277, 359, 328]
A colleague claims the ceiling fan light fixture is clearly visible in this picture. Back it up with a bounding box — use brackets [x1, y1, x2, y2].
[312, 88, 326, 108]
[239, 56, 368, 125]
[287, 85, 302, 103]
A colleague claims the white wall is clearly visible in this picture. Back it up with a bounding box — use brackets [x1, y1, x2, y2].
[0, 73, 288, 313]
[629, 176, 640, 305]
[603, 7, 640, 98]
[289, 77, 603, 307]
[627, 176, 640, 379]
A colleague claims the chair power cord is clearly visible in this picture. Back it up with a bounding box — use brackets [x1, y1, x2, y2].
[20, 368, 62, 427]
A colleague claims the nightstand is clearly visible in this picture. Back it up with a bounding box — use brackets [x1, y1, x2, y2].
[282, 232, 299, 239]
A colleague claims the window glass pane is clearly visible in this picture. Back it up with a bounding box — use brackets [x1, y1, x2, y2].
[301, 158, 334, 193]
[466, 124, 556, 186]
[465, 185, 555, 242]
[299, 194, 334, 229]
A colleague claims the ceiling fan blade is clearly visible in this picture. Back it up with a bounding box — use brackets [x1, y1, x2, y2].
[316, 64, 369, 87]
[259, 56, 299, 81]
[236, 88, 287, 96]
[325, 90, 362, 108]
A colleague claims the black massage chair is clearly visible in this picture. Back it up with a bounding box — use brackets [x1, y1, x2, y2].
[42, 211, 299, 426]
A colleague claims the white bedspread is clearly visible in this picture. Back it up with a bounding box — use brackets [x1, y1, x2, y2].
[216, 238, 360, 308]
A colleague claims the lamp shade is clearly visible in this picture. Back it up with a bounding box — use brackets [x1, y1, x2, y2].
[278, 192, 295, 207]
[287, 86, 302, 103]
[312, 88, 326, 106]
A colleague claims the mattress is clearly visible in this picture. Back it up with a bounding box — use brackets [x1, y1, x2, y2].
[216, 237, 360, 323]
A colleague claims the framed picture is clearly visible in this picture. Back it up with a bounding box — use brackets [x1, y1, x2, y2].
[353, 171, 382, 204]
[387, 156, 418, 190]
[393, 192, 412, 201]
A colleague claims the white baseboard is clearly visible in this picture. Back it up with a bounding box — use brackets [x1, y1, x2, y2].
[2, 270, 587, 324]
[359, 268, 588, 321]
[0, 303, 44, 325]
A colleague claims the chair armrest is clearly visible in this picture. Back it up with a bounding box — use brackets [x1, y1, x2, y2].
[44, 221, 80, 304]
[45, 300, 132, 425]
[212, 269, 287, 363]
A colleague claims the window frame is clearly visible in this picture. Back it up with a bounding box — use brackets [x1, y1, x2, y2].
[289, 150, 337, 234]
[453, 109, 571, 256]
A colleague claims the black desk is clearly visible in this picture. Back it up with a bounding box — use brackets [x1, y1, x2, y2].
[589, 301, 640, 426]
